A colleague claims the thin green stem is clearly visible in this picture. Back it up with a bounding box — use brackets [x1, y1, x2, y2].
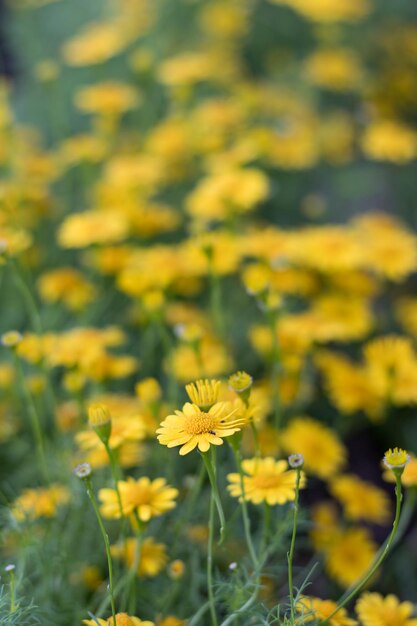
[9, 257, 42, 335]
[230, 446, 259, 569]
[104, 444, 124, 516]
[288, 468, 302, 625]
[260, 501, 271, 558]
[201, 449, 226, 544]
[85, 479, 117, 626]
[317, 474, 403, 626]
[207, 487, 219, 626]
[8, 568, 16, 613]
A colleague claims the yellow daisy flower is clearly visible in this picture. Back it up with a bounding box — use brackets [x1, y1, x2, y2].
[299, 597, 358, 626]
[356, 592, 417, 626]
[111, 537, 167, 577]
[325, 528, 377, 588]
[156, 401, 245, 455]
[227, 457, 305, 505]
[99, 477, 178, 521]
[329, 474, 390, 525]
[280, 416, 347, 479]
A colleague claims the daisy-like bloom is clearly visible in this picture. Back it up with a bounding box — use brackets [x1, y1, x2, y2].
[325, 527, 377, 588]
[383, 456, 417, 487]
[280, 416, 347, 479]
[329, 474, 390, 525]
[299, 597, 358, 626]
[383, 448, 410, 471]
[156, 401, 245, 455]
[356, 593, 417, 626]
[83, 614, 154, 626]
[99, 477, 178, 521]
[227, 457, 306, 505]
[185, 379, 221, 409]
[12, 485, 70, 521]
[111, 537, 167, 577]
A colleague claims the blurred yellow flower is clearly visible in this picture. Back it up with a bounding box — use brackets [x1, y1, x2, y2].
[356, 593, 417, 626]
[361, 120, 417, 163]
[330, 474, 390, 524]
[99, 477, 178, 521]
[280, 417, 347, 479]
[12, 485, 70, 521]
[299, 597, 357, 626]
[111, 537, 167, 577]
[325, 527, 377, 588]
[227, 457, 305, 505]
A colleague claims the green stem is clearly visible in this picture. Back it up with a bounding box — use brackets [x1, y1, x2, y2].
[288, 468, 302, 625]
[318, 474, 403, 626]
[8, 568, 16, 613]
[230, 446, 259, 569]
[9, 257, 42, 335]
[207, 487, 219, 626]
[201, 448, 226, 544]
[260, 501, 271, 558]
[104, 444, 124, 517]
[85, 479, 117, 626]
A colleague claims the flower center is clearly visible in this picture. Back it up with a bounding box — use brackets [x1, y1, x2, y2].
[253, 473, 280, 490]
[184, 410, 217, 435]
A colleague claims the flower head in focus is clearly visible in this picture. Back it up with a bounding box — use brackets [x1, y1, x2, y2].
[185, 379, 221, 409]
[157, 401, 245, 455]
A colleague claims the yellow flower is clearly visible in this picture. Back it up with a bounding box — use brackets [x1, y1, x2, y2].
[12, 485, 70, 521]
[186, 168, 269, 224]
[325, 528, 377, 588]
[38, 268, 95, 311]
[99, 477, 178, 521]
[383, 448, 410, 470]
[309, 502, 341, 552]
[58, 210, 128, 248]
[356, 593, 417, 626]
[383, 456, 417, 487]
[168, 560, 185, 580]
[361, 120, 417, 163]
[75, 82, 140, 117]
[185, 379, 221, 409]
[228, 371, 253, 394]
[280, 417, 347, 479]
[304, 48, 362, 92]
[135, 378, 162, 403]
[83, 614, 154, 626]
[156, 401, 245, 455]
[329, 474, 390, 525]
[227, 457, 305, 505]
[111, 537, 167, 577]
[299, 597, 358, 626]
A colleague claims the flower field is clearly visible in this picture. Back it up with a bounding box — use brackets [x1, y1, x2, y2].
[1, 0, 417, 625]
